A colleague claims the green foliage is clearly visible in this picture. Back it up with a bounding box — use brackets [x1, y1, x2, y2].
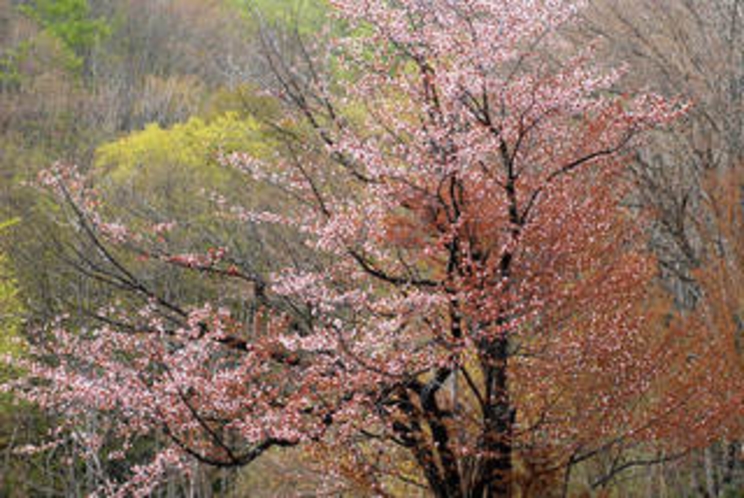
[201, 84, 282, 122]
[0, 218, 19, 232]
[91, 109, 293, 312]
[19, 0, 110, 72]
[0, 256, 23, 380]
[722, 486, 744, 498]
[95, 112, 273, 189]
[231, 0, 328, 34]
[0, 218, 24, 389]
[0, 41, 31, 91]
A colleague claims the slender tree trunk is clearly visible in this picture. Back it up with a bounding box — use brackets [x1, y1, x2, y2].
[473, 173, 520, 498]
[487, 336, 514, 498]
[704, 445, 718, 498]
[472, 335, 514, 498]
[722, 439, 739, 490]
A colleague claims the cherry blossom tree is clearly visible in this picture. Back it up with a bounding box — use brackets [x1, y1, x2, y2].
[9, 1, 721, 496]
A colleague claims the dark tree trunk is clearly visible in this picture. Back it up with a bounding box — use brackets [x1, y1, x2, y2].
[469, 333, 514, 498]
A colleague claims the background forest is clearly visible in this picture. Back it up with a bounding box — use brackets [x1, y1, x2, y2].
[0, 0, 742, 496]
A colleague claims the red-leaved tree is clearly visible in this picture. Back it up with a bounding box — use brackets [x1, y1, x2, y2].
[12, 1, 729, 496]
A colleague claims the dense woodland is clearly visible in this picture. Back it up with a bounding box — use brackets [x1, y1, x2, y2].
[0, 0, 742, 496]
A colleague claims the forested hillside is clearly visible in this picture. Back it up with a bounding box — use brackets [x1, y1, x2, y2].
[0, 1, 742, 496]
